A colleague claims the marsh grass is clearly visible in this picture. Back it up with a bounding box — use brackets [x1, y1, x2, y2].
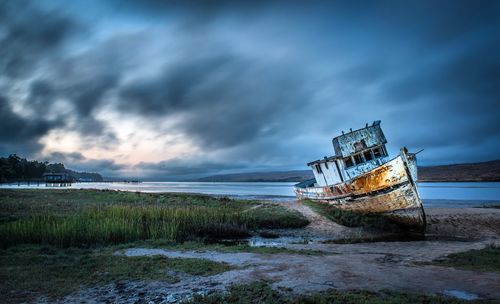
[432, 244, 500, 272]
[0, 189, 251, 223]
[0, 244, 233, 302]
[190, 281, 478, 304]
[0, 190, 309, 248]
[0, 205, 253, 248]
[245, 205, 310, 229]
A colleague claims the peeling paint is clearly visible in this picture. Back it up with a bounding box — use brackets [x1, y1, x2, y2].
[295, 121, 426, 232]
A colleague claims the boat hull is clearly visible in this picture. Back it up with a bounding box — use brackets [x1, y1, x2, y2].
[294, 150, 426, 232]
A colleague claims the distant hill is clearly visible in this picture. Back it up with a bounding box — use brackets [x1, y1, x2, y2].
[418, 159, 500, 182]
[65, 169, 103, 182]
[195, 159, 500, 182]
[195, 170, 314, 182]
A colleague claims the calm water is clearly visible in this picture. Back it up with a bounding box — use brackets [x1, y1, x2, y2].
[1, 181, 499, 207]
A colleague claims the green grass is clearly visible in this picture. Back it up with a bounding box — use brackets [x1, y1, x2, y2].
[0, 244, 233, 302]
[0, 189, 254, 223]
[246, 204, 310, 229]
[0, 189, 308, 248]
[0, 205, 251, 247]
[303, 200, 404, 232]
[432, 245, 500, 272]
[190, 281, 480, 304]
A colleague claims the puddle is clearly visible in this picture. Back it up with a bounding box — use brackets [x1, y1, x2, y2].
[442, 289, 479, 300]
[205, 229, 440, 248]
[203, 238, 248, 246]
[248, 235, 327, 247]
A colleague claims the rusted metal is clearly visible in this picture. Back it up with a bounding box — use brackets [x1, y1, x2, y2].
[295, 121, 426, 232]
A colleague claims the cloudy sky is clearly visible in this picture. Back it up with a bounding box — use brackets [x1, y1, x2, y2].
[1, 0, 499, 179]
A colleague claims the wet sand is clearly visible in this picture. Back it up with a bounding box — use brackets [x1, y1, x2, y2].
[55, 202, 500, 303]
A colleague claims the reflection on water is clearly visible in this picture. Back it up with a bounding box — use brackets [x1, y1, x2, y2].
[1, 181, 499, 206]
[442, 289, 479, 300]
[248, 235, 319, 247]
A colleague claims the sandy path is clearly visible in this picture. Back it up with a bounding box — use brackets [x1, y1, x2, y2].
[276, 200, 370, 239]
[281, 200, 344, 233]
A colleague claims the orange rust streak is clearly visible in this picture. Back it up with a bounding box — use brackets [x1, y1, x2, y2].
[322, 157, 408, 198]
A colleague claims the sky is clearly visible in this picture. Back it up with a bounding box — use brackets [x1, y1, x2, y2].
[1, 0, 499, 179]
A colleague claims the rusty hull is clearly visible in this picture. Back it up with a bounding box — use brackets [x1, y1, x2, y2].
[294, 150, 426, 232]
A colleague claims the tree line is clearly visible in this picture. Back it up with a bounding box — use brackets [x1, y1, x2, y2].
[0, 154, 102, 183]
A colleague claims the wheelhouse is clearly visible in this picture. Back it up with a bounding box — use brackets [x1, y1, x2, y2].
[307, 120, 390, 186]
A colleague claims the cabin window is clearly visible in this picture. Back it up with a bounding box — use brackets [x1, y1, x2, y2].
[315, 164, 322, 173]
[373, 147, 382, 158]
[344, 157, 354, 168]
[353, 154, 363, 165]
[363, 150, 373, 161]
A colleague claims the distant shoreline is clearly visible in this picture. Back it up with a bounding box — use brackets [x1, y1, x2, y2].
[192, 159, 500, 183]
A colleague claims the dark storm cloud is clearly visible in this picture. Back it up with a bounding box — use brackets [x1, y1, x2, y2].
[0, 1, 78, 78]
[134, 157, 249, 179]
[26, 75, 120, 147]
[1, 0, 122, 156]
[119, 52, 305, 149]
[380, 11, 500, 159]
[43, 151, 126, 174]
[23, 73, 120, 150]
[0, 0, 117, 155]
[46, 151, 85, 162]
[25, 53, 121, 151]
[26, 80, 56, 115]
[39, 39, 124, 143]
[388, 44, 500, 107]
[53, 43, 123, 118]
[0, 95, 63, 154]
[117, 0, 270, 17]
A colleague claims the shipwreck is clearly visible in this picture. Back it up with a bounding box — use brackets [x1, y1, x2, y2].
[294, 120, 426, 233]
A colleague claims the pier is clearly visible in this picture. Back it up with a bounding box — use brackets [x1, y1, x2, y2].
[43, 173, 73, 187]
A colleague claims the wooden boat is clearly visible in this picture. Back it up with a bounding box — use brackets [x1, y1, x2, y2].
[294, 121, 426, 233]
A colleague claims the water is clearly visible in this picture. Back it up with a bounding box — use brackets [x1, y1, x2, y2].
[418, 182, 500, 200]
[442, 289, 479, 300]
[1, 181, 499, 207]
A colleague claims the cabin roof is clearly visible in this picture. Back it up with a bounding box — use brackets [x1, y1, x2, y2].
[332, 120, 380, 141]
[307, 155, 340, 166]
[332, 120, 387, 158]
